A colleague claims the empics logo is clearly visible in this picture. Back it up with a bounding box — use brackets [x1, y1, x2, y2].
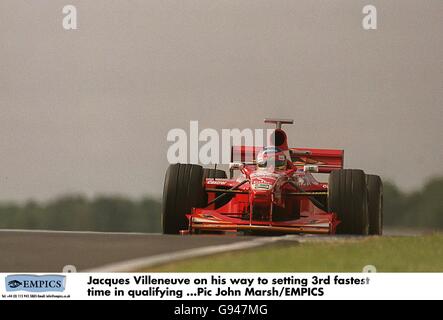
[7, 280, 23, 289]
[5, 275, 66, 292]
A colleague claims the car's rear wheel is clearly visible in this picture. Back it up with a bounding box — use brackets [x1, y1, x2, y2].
[162, 164, 206, 234]
[366, 174, 383, 235]
[328, 169, 369, 235]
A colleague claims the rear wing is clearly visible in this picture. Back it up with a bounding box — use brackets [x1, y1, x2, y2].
[231, 146, 344, 173]
[290, 148, 344, 173]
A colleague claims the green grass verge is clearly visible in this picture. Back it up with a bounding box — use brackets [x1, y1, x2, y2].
[143, 234, 443, 272]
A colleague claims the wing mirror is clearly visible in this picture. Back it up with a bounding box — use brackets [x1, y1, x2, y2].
[229, 162, 244, 171]
[229, 162, 245, 179]
[303, 165, 319, 173]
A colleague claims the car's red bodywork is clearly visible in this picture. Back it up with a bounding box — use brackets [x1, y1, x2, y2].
[183, 124, 344, 235]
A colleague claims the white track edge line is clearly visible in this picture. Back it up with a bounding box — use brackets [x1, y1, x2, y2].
[85, 235, 300, 272]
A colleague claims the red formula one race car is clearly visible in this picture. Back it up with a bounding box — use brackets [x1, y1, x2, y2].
[162, 119, 383, 236]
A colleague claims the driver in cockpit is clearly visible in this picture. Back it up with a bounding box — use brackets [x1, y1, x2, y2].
[256, 147, 292, 171]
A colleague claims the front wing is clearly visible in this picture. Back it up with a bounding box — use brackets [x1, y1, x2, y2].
[184, 211, 338, 235]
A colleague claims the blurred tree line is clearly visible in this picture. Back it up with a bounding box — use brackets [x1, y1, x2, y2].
[0, 176, 442, 232]
[384, 177, 443, 229]
[0, 195, 161, 233]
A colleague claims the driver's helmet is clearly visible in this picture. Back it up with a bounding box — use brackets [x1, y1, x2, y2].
[256, 147, 288, 171]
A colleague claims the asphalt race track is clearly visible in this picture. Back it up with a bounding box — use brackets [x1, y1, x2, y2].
[0, 228, 418, 272]
[0, 230, 254, 272]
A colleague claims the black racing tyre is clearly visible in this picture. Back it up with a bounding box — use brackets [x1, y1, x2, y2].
[162, 164, 206, 234]
[202, 168, 227, 180]
[366, 174, 383, 235]
[328, 169, 369, 235]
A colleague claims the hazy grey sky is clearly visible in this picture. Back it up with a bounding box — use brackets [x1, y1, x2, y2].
[0, 0, 442, 201]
